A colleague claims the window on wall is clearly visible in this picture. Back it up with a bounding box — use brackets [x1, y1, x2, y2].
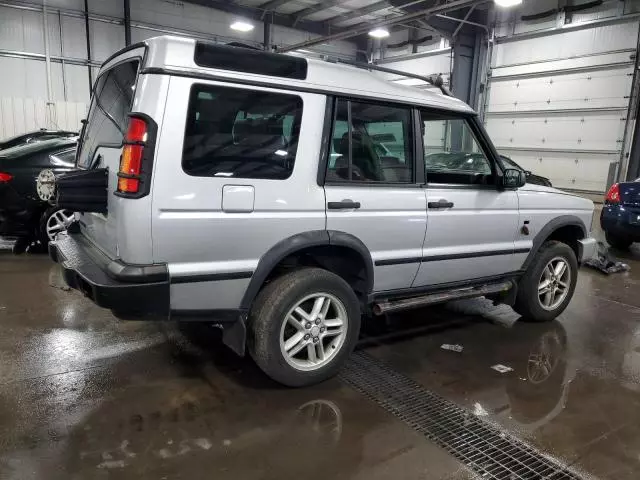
[182, 85, 303, 180]
[327, 99, 414, 184]
[420, 111, 495, 185]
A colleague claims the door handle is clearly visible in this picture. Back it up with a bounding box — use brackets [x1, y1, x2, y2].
[328, 200, 361, 210]
[428, 199, 454, 209]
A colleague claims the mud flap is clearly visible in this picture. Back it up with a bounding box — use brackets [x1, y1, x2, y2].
[222, 312, 247, 356]
[493, 279, 518, 307]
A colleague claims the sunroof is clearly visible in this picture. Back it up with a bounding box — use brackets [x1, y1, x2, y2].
[194, 41, 308, 80]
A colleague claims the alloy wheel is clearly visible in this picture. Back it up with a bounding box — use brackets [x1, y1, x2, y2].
[537, 257, 571, 311]
[279, 293, 348, 372]
[46, 209, 74, 241]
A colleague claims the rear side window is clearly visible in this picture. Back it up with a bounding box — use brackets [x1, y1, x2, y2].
[182, 85, 303, 180]
[77, 60, 139, 168]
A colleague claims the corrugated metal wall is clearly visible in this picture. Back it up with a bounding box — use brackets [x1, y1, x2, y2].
[375, 37, 454, 95]
[485, 1, 639, 193]
[0, 0, 357, 139]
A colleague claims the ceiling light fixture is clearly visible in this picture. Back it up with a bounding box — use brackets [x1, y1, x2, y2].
[494, 0, 523, 7]
[368, 28, 390, 39]
[230, 21, 255, 32]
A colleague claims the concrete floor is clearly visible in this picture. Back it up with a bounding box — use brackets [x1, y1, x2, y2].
[1, 233, 640, 479]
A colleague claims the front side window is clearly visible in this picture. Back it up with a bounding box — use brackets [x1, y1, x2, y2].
[327, 99, 414, 183]
[182, 85, 303, 180]
[421, 111, 494, 185]
[77, 60, 139, 168]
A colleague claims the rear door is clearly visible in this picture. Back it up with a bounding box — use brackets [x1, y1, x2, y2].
[75, 53, 142, 259]
[413, 111, 521, 287]
[323, 98, 427, 292]
[152, 77, 326, 311]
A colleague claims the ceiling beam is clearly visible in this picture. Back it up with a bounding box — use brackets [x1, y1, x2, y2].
[290, 0, 344, 22]
[279, 0, 485, 52]
[259, 0, 294, 12]
[323, 1, 395, 26]
[178, 0, 332, 37]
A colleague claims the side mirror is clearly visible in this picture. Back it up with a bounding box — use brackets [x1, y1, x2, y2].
[503, 168, 526, 189]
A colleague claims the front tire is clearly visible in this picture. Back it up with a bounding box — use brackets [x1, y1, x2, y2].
[605, 231, 633, 251]
[39, 207, 74, 246]
[248, 268, 361, 387]
[514, 241, 578, 323]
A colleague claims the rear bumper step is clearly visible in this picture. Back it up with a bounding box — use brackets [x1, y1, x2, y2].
[49, 232, 169, 316]
[373, 281, 514, 315]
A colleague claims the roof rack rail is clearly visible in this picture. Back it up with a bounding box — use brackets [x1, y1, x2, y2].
[322, 56, 452, 97]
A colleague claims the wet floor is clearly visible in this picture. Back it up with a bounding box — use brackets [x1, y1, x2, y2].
[1, 238, 640, 479]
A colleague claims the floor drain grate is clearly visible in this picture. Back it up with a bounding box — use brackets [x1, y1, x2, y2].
[340, 351, 582, 480]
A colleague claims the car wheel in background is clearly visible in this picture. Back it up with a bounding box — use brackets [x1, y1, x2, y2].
[39, 207, 74, 246]
[514, 241, 578, 323]
[248, 268, 361, 387]
[11, 237, 30, 255]
[605, 231, 633, 251]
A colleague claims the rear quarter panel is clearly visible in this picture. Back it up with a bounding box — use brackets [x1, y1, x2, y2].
[151, 76, 327, 311]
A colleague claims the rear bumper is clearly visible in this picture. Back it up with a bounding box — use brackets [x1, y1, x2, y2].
[601, 205, 640, 240]
[49, 231, 170, 316]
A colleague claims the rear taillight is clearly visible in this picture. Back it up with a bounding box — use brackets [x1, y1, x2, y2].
[117, 116, 148, 194]
[0, 172, 12, 183]
[605, 183, 620, 204]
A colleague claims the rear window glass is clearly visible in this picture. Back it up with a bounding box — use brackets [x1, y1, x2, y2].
[0, 139, 76, 161]
[77, 60, 139, 168]
[182, 84, 303, 180]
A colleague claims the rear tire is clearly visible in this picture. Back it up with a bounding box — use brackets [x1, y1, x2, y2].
[605, 231, 633, 251]
[248, 268, 360, 387]
[514, 241, 578, 323]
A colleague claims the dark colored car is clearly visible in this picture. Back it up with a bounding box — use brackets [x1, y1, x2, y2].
[500, 155, 552, 187]
[600, 179, 640, 250]
[0, 129, 77, 151]
[0, 138, 77, 252]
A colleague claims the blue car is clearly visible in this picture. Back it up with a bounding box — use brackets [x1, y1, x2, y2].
[600, 179, 640, 250]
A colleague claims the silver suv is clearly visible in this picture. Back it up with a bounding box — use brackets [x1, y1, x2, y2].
[48, 36, 597, 386]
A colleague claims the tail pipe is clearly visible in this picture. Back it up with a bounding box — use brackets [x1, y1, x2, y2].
[373, 281, 514, 316]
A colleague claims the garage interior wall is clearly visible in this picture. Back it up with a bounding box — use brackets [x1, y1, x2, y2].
[371, 28, 454, 93]
[484, 0, 640, 193]
[0, 0, 357, 139]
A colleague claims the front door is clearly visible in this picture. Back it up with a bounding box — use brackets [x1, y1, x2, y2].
[323, 98, 427, 293]
[413, 111, 522, 287]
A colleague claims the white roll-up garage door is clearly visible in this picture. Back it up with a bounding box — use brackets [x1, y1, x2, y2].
[485, 20, 638, 193]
